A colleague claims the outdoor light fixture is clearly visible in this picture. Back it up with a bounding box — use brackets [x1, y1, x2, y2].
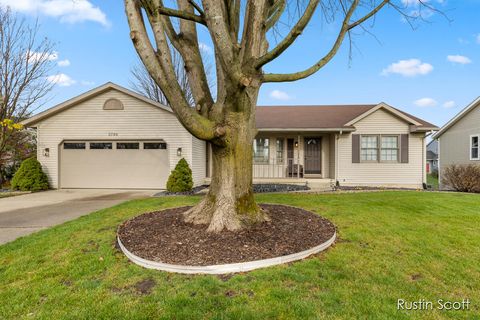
[295, 141, 298, 148]
[43, 148, 50, 157]
[177, 147, 182, 156]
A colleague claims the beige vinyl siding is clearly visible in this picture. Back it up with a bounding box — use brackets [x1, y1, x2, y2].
[36, 89, 199, 189]
[337, 109, 425, 188]
[191, 137, 206, 186]
[438, 104, 480, 185]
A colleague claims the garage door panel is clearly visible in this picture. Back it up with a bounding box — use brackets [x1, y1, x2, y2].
[60, 142, 169, 189]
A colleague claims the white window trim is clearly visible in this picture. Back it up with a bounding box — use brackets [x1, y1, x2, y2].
[380, 135, 400, 163]
[360, 134, 400, 163]
[360, 135, 379, 163]
[470, 134, 480, 161]
[253, 138, 270, 164]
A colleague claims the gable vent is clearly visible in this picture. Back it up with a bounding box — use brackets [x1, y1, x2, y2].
[103, 98, 124, 110]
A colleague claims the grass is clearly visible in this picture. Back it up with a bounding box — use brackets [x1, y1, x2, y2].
[1, 192, 479, 319]
[427, 174, 439, 190]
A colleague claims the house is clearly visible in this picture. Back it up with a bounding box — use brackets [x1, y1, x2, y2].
[432, 97, 480, 188]
[22, 82, 438, 190]
[426, 140, 438, 174]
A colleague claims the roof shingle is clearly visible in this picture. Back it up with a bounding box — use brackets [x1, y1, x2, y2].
[255, 104, 437, 130]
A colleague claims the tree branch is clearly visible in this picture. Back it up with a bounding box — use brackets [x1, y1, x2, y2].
[158, 5, 206, 25]
[265, 0, 286, 31]
[202, 0, 239, 80]
[188, 0, 205, 16]
[125, 0, 220, 141]
[240, 0, 270, 64]
[348, 0, 390, 30]
[256, 0, 319, 68]
[262, 0, 363, 83]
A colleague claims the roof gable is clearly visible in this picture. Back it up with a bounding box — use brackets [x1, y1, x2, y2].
[22, 82, 172, 127]
[433, 97, 480, 139]
[344, 103, 421, 126]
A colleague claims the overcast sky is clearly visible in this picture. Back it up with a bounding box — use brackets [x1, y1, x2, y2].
[0, 0, 478, 127]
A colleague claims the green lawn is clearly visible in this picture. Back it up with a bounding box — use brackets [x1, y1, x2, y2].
[1, 192, 479, 320]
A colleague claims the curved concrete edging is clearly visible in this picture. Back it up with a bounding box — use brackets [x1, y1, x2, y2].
[117, 231, 336, 275]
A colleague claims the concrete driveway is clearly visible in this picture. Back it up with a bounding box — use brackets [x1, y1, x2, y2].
[0, 189, 155, 245]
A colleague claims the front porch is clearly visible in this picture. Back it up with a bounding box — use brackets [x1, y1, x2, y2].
[252, 132, 337, 180]
[206, 132, 339, 182]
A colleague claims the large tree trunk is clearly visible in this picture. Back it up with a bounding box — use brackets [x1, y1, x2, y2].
[184, 92, 269, 232]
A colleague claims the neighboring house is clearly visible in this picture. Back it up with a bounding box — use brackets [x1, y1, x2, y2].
[432, 97, 480, 189]
[22, 82, 438, 190]
[426, 140, 438, 173]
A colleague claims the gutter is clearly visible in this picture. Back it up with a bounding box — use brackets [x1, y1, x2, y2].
[257, 127, 355, 132]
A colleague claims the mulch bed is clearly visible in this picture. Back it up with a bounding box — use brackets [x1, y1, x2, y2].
[252, 184, 310, 193]
[153, 184, 310, 197]
[117, 204, 336, 266]
[153, 185, 209, 197]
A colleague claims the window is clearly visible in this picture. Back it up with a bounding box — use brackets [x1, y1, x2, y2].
[471, 135, 479, 160]
[360, 135, 400, 162]
[64, 142, 85, 149]
[380, 136, 399, 161]
[276, 138, 284, 163]
[103, 98, 124, 110]
[360, 136, 378, 161]
[144, 142, 167, 149]
[90, 142, 112, 150]
[117, 142, 139, 150]
[253, 138, 269, 163]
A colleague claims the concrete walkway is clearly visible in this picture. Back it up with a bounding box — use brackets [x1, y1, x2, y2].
[0, 189, 155, 245]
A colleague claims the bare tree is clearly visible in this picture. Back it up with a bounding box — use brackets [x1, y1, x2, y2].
[125, 0, 439, 232]
[130, 50, 195, 105]
[0, 6, 56, 184]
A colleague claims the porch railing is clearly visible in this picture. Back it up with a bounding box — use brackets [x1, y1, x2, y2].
[253, 157, 303, 179]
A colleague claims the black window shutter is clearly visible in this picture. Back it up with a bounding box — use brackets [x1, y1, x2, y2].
[401, 134, 409, 163]
[352, 134, 360, 163]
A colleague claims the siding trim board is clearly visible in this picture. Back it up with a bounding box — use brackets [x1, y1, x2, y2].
[433, 97, 480, 139]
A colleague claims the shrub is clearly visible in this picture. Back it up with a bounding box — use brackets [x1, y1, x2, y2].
[166, 158, 193, 192]
[10, 158, 49, 192]
[442, 164, 480, 193]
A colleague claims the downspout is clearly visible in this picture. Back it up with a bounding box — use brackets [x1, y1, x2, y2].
[437, 137, 441, 190]
[335, 131, 342, 186]
[423, 130, 435, 189]
[422, 134, 426, 188]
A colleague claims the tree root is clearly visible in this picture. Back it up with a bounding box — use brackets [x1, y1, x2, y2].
[183, 195, 270, 232]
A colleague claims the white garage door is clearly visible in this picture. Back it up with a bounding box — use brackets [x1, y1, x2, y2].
[60, 141, 169, 189]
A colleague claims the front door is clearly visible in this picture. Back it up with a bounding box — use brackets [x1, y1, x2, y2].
[304, 137, 321, 174]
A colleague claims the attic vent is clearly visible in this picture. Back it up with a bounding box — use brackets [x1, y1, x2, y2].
[103, 98, 124, 110]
